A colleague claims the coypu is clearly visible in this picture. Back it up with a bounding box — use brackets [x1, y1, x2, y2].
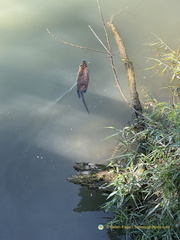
[76, 60, 90, 114]
[49, 60, 90, 113]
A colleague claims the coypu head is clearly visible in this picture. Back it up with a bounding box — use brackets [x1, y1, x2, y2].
[79, 60, 88, 68]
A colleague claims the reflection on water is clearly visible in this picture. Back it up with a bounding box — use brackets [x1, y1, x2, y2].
[0, 0, 180, 239]
[74, 188, 108, 212]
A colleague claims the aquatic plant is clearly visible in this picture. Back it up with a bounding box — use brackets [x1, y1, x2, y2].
[47, 1, 180, 237]
[145, 35, 180, 105]
[102, 39, 180, 239]
[102, 101, 180, 239]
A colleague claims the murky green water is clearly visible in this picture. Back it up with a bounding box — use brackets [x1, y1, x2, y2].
[0, 0, 179, 239]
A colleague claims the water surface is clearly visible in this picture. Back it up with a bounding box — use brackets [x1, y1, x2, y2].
[0, 0, 179, 239]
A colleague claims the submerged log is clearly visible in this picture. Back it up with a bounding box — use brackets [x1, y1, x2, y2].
[67, 162, 119, 193]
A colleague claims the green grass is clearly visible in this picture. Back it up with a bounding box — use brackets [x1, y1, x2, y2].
[103, 103, 180, 239]
[102, 37, 180, 239]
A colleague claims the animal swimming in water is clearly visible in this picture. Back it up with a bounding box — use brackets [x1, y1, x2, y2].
[47, 60, 90, 113]
[76, 60, 90, 114]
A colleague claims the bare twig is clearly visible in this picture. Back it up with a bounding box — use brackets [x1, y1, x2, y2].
[88, 25, 110, 54]
[46, 2, 142, 116]
[46, 28, 107, 55]
[96, 0, 131, 107]
[96, 0, 111, 53]
[46, 2, 160, 124]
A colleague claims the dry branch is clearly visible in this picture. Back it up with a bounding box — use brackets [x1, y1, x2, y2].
[46, 28, 107, 55]
[108, 21, 142, 114]
[96, 0, 132, 108]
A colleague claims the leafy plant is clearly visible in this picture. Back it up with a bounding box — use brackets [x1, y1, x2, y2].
[102, 102, 180, 239]
[145, 35, 180, 105]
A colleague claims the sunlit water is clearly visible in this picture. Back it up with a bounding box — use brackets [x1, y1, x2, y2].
[0, 0, 179, 239]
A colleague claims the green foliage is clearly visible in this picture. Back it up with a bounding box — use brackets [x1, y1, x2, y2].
[101, 36, 180, 239]
[102, 102, 180, 239]
[145, 34, 180, 81]
[145, 35, 180, 105]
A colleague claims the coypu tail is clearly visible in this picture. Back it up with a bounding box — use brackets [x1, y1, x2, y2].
[77, 91, 90, 114]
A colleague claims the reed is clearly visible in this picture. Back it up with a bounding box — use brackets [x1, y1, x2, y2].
[102, 39, 180, 239]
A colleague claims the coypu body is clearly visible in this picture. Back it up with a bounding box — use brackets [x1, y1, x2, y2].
[76, 60, 90, 114]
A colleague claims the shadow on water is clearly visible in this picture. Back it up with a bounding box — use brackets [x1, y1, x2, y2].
[74, 188, 108, 212]
[73, 188, 137, 240]
[73, 187, 137, 240]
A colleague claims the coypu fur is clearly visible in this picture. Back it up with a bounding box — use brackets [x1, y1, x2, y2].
[76, 60, 90, 114]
